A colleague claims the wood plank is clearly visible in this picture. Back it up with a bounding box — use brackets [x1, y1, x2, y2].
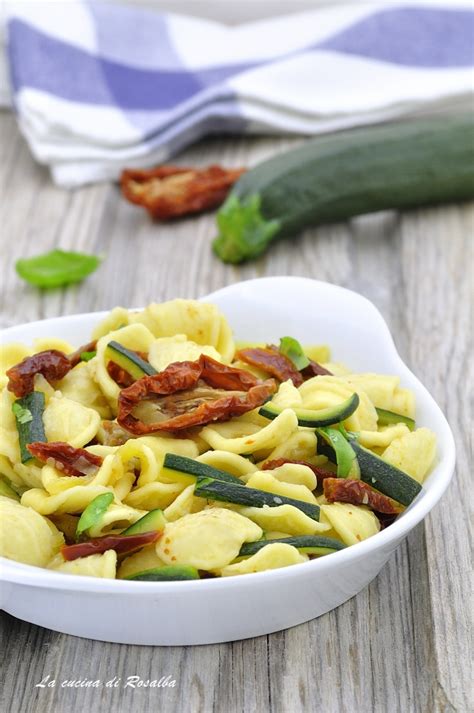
[0, 111, 471, 713]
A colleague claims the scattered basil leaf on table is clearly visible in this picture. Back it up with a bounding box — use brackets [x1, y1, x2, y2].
[279, 336, 310, 370]
[16, 249, 101, 288]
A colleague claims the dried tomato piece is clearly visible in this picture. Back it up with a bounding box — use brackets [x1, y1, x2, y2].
[121, 164, 246, 220]
[262, 458, 336, 482]
[7, 350, 73, 397]
[27, 442, 103, 477]
[302, 360, 332, 377]
[106, 361, 135, 388]
[236, 346, 303, 386]
[323, 478, 404, 514]
[117, 355, 276, 434]
[61, 531, 161, 561]
[68, 340, 98, 368]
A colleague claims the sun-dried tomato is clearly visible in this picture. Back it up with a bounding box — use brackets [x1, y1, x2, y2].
[323, 478, 404, 514]
[236, 346, 303, 386]
[7, 350, 73, 397]
[262, 458, 336, 482]
[106, 361, 135, 388]
[117, 354, 276, 434]
[302, 360, 332, 377]
[121, 164, 246, 220]
[61, 531, 161, 561]
[28, 442, 103, 477]
[68, 340, 98, 368]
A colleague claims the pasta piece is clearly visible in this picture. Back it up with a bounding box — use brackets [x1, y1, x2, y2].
[392, 388, 416, 419]
[260, 430, 322, 467]
[320, 502, 380, 546]
[219, 543, 308, 576]
[92, 323, 156, 409]
[303, 345, 331, 363]
[43, 395, 101, 448]
[299, 376, 378, 431]
[200, 409, 299, 455]
[91, 307, 130, 340]
[12, 462, 44, 490]
[21, 484, 116, 515]
[0, 388, 20, 464]
[163, 484, 206, 522]
[0, 343, 31, 389]
[41, 452, 123, 495]
[48, 550, 117, 578]
[130, 299, 235, 362]
[0, 496, 64, 566]
[32, 338, 74, 354]
[56, 363, 112, 419]
[156, 508, 262, 569]
[116, 440, 159, 487]
[124, 481, 186, 510]
[359, 424, 410, 449]
[382, 428, 437, 483]
[117, 544, 166, 579]
[264, 462, 317, 490]
[246, 471, 318, 505]
[238, 504, 331, 536]
[86, 502, 147, 537]
[270, 379, 302, 409]
[148, 335, 222, 371]
[196, 451, 257, 479]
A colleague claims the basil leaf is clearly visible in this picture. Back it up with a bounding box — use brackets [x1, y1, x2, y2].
[12, 402, 33, 425]
[279, 336, 310, 371]
[317, 427, 358, 478]
[80, 351, 97, 362]
[16, 249, 101, 288]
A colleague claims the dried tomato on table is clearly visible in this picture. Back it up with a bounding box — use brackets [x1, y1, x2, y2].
[323, 478, 404, 515]
[120, 164, 246, 220]
[61, 531, 161, 561]
[117, 354, 276, 435]
[27, 442, 103, 477]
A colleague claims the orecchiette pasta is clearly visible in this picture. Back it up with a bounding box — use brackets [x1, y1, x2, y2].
[0, 299, 436, 581]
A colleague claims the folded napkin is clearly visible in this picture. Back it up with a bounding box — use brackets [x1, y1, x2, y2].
[7, 1, 474, 187]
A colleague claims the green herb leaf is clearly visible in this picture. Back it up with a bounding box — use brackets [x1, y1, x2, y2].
[12, 402, 33, 425]
[212, 194, 280, 264]
[75, 492, 114, 541]
[80, 351, 97, 362]
[279, 336, 310, 371]
[16, 249, 101, 288]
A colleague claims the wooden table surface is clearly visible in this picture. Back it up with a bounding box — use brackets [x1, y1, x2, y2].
[0, 111, 472, 713]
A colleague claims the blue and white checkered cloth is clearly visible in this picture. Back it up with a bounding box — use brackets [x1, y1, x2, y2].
[7, 1, 474, 187]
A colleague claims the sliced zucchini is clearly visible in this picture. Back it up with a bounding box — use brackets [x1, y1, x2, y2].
[259, 393, 359, 428]
[239, 536, 346, 558]
[163, 453, 244, 485]
[122, 509, 166, 535]
[105, 340, 157, 380]
[349, 440, 422, 506]
[316, 427, 360, 478]
[12, 392, 46, 464]
[75, 492, 114, 541]
[194, 477, 320, 521]
[125, 565, 200, 581]
[0, 477, 20, 501]
[376, 407, 415, 431]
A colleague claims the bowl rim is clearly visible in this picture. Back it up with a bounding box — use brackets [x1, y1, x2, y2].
[0, 276, 456, 594]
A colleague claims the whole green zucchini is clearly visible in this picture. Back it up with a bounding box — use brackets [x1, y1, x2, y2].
[213, 114, 474, 263]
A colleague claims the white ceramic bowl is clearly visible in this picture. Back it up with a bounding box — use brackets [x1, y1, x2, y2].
[0, 277, 455, 645]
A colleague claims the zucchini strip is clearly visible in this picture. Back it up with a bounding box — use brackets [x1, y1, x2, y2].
[163, 453, 244, 485]
[239, 536, 345, 558]
[194, 477, 320, 521]
[376, 407, 415, 431]
[259, 392, 359, 428]
[316, 427, 359, 478]
[12, 391, 46, 464]
[105, 340, 157, 379]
